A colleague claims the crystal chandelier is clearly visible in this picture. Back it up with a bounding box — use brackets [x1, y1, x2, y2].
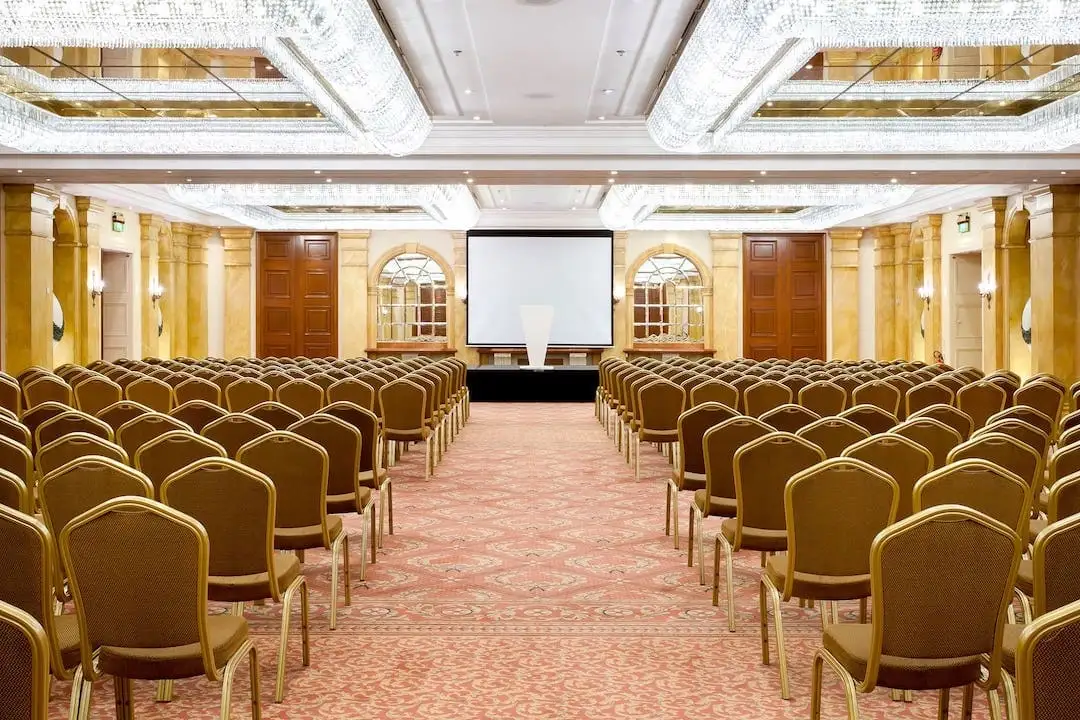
[0, 0, 430, 155]
[599, 184, 915, 231]
[647, 0, 1080, 153]
[167, 184, 481, 230]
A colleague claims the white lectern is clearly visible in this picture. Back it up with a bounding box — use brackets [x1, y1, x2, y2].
[519, 305, 554, 369]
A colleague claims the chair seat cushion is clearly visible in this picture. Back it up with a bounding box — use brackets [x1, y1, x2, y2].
[98, 615, 249, 680]
[640, 429, 678, 443]
[54, 613, 81, 670]
[209, 553, 301, 603]
[384, 428, 429, 442]
[672, 470, 706, 492]
[1015, 558, 1033, 597]
[721, 518, 787, 552]
[1029, 517, 1047, 546]
[823, 624, 983, 690]
[1002, 623, 1021, 676]
[765, 554, 870, 601]
[275, 514, 343, 551]
[692, 490, 736, 518]
[357, 468, 388, 490]
[326, 487, 373, 515]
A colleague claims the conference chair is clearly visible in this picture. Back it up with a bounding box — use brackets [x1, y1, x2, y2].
[909, 403, 975, 441]
[0, 436, 33, 508]
[95, 400, 152, 436]
[72, 375, 123, 416]
[890, 416, 963, 471]
[0, 372, 20, 417]
[842, 434, 933, 520]
[760, 404, 821, 434]
[321, 401, 393, 547]
[904, 381, 954, 418]
[277, 378, 325, 417]
[743, 379, 793, 418]
[914, 459, 1032, 540]
[327, 378, 376, 411]
[115, 412, 192, 460]
[23, 375, 73, 410]
[0, 469, 30, 513]
[1016, 380, 1066, 435]
[1013, 598, 1080, 720]
[34, 410, 112, 451]
[838, 404, 898, 436]
[956, 381, 1008, 432]
[948, 433, 1043, 500]
[20, 402, 70, 452]
[380, 378, 433, 478]
[988, 406, 1054, 439]
[161, 458, 309, 703]
[202, 414, 275, 459]
[631, 379, 684, 482]
[135, 430, 227, 498]
[170, 399, 228, 433]
[225, 377, 273, 413]
[851, 380, 902, 417]
[795, 417, 869, 459]
[59, 496, 262, 720]
[35, 433, 127, 478]
[248, 401, 304, 430]
[125, 375, 174, 413]
[667, 402, 738, 547]
[0, 599, 51, 720]
[689, 379, 739, 409]
[173, 376, 222, 407]
[0, 413, 30, 447]
[809, 505, 1021, 720]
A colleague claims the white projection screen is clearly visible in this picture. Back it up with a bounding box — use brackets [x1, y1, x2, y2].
[466, 230, 614, 347]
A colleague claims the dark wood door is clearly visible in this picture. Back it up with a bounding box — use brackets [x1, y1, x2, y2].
[256, 232, 338, 358]
[743, 234, 825, 361]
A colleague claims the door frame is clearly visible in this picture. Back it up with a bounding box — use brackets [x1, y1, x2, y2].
[255, 231, 339, 358]
[100, 250, 133, 362]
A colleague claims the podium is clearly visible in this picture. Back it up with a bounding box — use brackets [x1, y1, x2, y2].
[519, 305, 554, 370]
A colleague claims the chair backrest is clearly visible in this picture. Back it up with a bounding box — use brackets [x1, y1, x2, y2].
[743, 380, 793, 418]
[0, 436, 34, 493]
[169, 399, 227, 433]
[277, 378, 325, 417]
[289, 414, 361, 502]
[760, 404, 821, 434]
[23, 375, 73, 410]
[59, 496, 216, 682]
[0, 599, 50, 720]
[798, 380, 847, 417]
[115, 412, 192, 459]
[0, 469, 29, 513]
[839, 404, 898, 436]
[161, 458, 281, 598]
[637, 379, 685, 433]
[95, 400, 152, 435]
[905, 381, 954, 418]
[955, 381, 1008, 432]
[35, 410, 113, 450]
[700, 416, 773, 516]
[796, 416, 869, 458]
[0, 414, 30, 447]
[843, 434, 933, 520]
[690, 379, 739, 409]
[1015, 380, 1065, 427]
[731, 432, 825, 541]
[1032, 514, 1080, 618]
[125, 376, 174, 413]
[890, 416, 963, 471]
[909, 402, 975, 442]
[852, 380, 902, 416]
[677, 403, 739, 477]
[248, 401, 304, 430]
[135, 430, 227, 498]
[979, 418, 1050, 461]
[225, 377, 273, 413]
[321, 401, 381, 476]
[914, 459, 1031, 538]
[201, 413, 275, 459]
[36, 433, 127, 478]
[327, 378, 376, 411]
[988, 406, 1054, 439]
[380, 379, 426, 434]
[781, 458, 898, 599]
[73, 376, 123, 416]
[0, 373, 20, 418]
[20, 403, 69, 451]
[948, 432, 1042, 490]
[1015, 597, 1080, 720]
[865, 505, 1020, 691]
[237, 432, 331, 543]
[173, 377, 222, 407]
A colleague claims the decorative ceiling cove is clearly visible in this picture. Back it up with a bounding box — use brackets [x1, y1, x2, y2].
[648, 0, 1080, 153]
[166, 184, 480, 230]
[0, 0, 429, 154]
[599, 184, 916, 231]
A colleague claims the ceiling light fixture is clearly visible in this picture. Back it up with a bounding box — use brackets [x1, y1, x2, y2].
[464, 88, 473, 95]
[166, 170, 172, 174]
[910, 171, 918, 175]
[314, 170, 321, 175]
[602, 88, 615, 95]
[473, 115, 481, 120]
[467, 177, 475, 183]
[610, 170, 618, 175]
[890, 178, 898, 183]
[598, 116, 606, 120]
[607, 178, 615, 183]
[759, 170, 767, 175]
[1062, 170, 1068, 175]
[326, 178, 333, 183]
[15, 169, 21, 173]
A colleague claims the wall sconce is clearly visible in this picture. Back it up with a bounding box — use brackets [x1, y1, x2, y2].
[612, 284, 625, 306]
[88, 270, 105, 307]
[458, 284, 467, 305]
[149, 279, 165, 306]
[916, 283, 933, 308]
[977, 279, 995, 307]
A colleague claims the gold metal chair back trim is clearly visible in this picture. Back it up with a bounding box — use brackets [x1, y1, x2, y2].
[701, 416, 772, 514]
[0, 599, 51, 720]
[731, 432, 825, 546]
[1015, 598, 1080, 720]
[35, 432, 127, 478]
[914, 458, 1031, 538]
[842, 433, 933, 520]
[795, 416, 869, 459]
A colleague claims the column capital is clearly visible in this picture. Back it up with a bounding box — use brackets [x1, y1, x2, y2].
[451, 231, 467, 244]
[5, 184, 60, 216]
[75, 196, 109, 216]
[612, 230, 629, 245]
[888, 222, 913, 241]
[1025, 185, 1080, 220]
[869, 225, 894, 248]
[338, 230, 371, 246]
[187, 225, 214, 250]
[219, 227, 255, 250]
[977, 196, 1010, 215]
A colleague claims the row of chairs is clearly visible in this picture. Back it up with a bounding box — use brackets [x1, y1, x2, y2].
[597, 355, 1078, 718]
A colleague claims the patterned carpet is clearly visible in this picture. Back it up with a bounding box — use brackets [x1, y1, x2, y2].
[49, 403, 992, 719]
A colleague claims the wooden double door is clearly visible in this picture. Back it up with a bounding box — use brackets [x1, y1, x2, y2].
[743, 234, 826, 361]
[256, 232, 338, 358]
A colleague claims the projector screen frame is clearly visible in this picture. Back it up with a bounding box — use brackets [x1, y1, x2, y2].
[465, 229, 616, 348]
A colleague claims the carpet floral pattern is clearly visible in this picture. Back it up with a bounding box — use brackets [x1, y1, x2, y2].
[49, 403, 992, 719]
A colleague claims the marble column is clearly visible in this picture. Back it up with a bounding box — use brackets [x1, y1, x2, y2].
[169, 223, 190, 358]
[451, 232, 478, 365]
[907, 219, 927, 362]
[1027, 186, 1079, 381]
[827, 228, 862, 360]
[186, 227, 211, 358]
[921, 215, 944, 364]
[338, 231, 370, 359]
[221, 228, 254, 359]
[52, 204, 86, 367]
[872, 226, 896, 360]
[139, 214, 168, 359]
[979, 197, 1008, 372]
[1001, 208, 1032, 377]
[3, 185, 58, 373]
[710, 232, 742, 359]
[606, 231, 628, 361]
[75, 197, 105, 363]
[890, 223, 913, 361]
[156, 224, 176, 359]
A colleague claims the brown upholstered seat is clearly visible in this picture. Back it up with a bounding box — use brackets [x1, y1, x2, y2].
[632, 378, 684, 481]
[810, 506, 1021, 719]
[58, 496, 261, 716]
[161, 458, 310, 702]
[380, 378, 434, 478]
[914, 459, 1032, 539]
[321, 401, 393, 547]
[238, 431, 350, 630]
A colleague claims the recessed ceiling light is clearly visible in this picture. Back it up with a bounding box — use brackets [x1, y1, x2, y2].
[998, 100, 1008, 106]
[265, 65, 273, 71]
[766, 101, 774, 106]
[910, 171, 917, 175]
[185, 178, 192, 182]
[464, 88, 473, 95]
[805, 64, 813, 69]
[325, 178, 333, 183]
[610, 170, 618, 175]
[607, 178, 615, 183]
[466, 177, 475, 184]
[598, 116, 606, 120]
[759, 170, 767, 175]
[749, 179, 756, 183]
[463, 170, 470, 175]
[313, 170, 321, 175]
[570, 206, 576, 211]
[73, 101, 83, 107]
[166, 170, 172, 174]
[1061, 171, 1068, 175]
[304, 102, 312, 107]
[890, 178, 898, 183]
[15, 169, 22, 173]
[45, 178, 50, 182]
[473, 115, 481, 121]
[601, 88, 615, 95]
[1033, 178, 1039, 182]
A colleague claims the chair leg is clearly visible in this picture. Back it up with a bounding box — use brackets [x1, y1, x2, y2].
[664, 482, 672, 536]
[698, 509, 707, 586]
[634, 433, 641, 481]
[712, 534, 736, 631]
[687, 506, 695, 567]
[961, 684, 974, 720]
[387, 480, 394, 535]
[114, 676, 134, 720]
[762, 575, 791, 699]
[369, 501, 377, 565]
[759, 580, 770, 666]
[811, 649, 861, 720]
[1002, 672, 1018, 720]
[68, 665, 92, 720]
[275, 575, 308, 703]
[1014, 588, 1032, 625]
[424, 436, 432, 479]
[155, 679, 174, 703]
[343, 533, 352, 604]
[220, 638, 260, 720]
[938, 688, 950, 720]
[859, 597, 868, 624]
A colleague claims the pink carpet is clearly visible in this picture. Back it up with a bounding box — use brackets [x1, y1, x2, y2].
[50, 403, 992, 719]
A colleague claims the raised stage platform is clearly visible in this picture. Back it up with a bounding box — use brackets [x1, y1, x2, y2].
[466, 365, 599, 402]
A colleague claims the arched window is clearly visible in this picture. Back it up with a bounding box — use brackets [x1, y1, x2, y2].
[377, 252, 447, 342]
[632, 252, 705, 343]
